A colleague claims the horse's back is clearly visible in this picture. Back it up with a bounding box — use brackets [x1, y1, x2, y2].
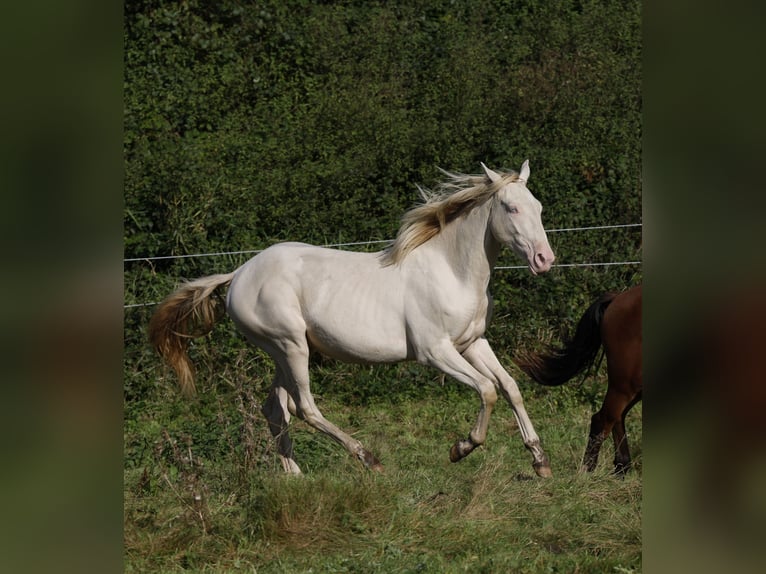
[226, 242, 411, 362]
[229, 242, 378, 294]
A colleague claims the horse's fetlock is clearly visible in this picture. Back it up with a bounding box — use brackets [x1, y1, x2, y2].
[524, 437, 541, 452]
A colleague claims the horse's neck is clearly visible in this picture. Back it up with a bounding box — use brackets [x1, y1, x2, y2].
[432, 200, 500, 286]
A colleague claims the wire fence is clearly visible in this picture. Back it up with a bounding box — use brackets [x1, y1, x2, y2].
[123, 223, 641, 264]
[124, 222, 641, 308]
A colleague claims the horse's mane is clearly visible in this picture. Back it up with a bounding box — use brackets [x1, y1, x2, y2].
[380, 168, 520, 265]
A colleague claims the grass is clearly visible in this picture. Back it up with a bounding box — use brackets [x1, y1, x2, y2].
[124, 360, 642, 573]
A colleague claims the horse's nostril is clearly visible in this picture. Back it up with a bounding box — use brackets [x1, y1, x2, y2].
[534, 250, 555, 269]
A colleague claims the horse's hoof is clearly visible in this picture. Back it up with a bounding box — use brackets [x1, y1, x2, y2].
[449, 438, 474, 462]
[533, 463, 553, 478]
[360, 449, 384, 472]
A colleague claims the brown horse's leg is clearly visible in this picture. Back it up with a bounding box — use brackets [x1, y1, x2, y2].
[582, 388, 632, 472]
[612, 394, 641, 475]
[582, 410, 607, 472]
[611, 418, 630, 476]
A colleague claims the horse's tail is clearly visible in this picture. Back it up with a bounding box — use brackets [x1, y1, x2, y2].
[148, 273, 235, 397]
[516, 291, 618, 387]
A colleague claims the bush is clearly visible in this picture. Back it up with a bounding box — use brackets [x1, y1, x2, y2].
[124, 0, 641, 457]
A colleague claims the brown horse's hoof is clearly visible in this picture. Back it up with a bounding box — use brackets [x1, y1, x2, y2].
[533, 462, 553, 478]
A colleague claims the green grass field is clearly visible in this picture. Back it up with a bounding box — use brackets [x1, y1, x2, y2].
[124, 351, 641, 573]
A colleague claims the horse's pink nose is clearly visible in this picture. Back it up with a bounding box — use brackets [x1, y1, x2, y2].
[534, 249, 555, 271]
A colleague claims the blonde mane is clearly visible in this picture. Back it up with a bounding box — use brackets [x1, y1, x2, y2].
[380, 168, 520, 265]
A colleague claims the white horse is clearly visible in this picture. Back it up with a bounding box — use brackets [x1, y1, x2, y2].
[149, 161, 556, 476]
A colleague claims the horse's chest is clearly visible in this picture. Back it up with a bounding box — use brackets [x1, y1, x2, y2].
[451, 294, 489, 351]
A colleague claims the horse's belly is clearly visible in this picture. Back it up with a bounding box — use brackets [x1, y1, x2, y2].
[300, 257, 410, 363]
[306, 321, 409, 363]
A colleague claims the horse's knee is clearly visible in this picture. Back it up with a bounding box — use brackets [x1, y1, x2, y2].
[481, 384, 497, 408]
[479, 382, 498, 408]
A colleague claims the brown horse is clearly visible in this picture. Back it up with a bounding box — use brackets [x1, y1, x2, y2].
[516, 285, 642, 475]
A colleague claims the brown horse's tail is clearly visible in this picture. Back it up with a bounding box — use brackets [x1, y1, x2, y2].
[516, 291, 618, 386]
[148, 273, 235, 397]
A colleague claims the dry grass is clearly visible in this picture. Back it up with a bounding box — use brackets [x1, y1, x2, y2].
[125, 382, 641, 573]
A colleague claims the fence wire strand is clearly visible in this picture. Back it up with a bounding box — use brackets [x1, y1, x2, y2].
[124, 223, 640, 263]
[124, 222, 641, 308]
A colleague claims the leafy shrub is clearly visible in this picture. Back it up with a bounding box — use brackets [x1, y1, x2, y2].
[124, 0, 641, 479]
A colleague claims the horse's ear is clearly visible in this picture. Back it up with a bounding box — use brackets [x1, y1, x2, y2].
[519, 159, 530, 182]
[480, 162, 502, 184]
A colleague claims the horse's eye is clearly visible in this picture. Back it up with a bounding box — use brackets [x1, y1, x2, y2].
[504, 204, 518, 214]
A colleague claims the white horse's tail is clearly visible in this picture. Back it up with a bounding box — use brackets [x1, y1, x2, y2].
[148, 273, 235, 397]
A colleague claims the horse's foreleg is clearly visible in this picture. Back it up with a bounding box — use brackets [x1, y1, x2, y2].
[426, 341, 498, 463]
[463, 339, 552, 477]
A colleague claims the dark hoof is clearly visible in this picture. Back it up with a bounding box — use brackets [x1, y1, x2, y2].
[449, 438, 475, 462]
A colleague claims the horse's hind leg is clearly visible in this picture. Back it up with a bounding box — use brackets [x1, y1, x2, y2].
[279, 341, 384, 471]
[582, 386, 632, 473]
[612, 393, 641, 475]
[610, 417, 630, 476]
[262, 372, 302, 474]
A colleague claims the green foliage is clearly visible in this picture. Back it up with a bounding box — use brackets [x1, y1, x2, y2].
[124, 0, 640, 259]
[124, 0, 641, 385]
[124, 1, 641, 570]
